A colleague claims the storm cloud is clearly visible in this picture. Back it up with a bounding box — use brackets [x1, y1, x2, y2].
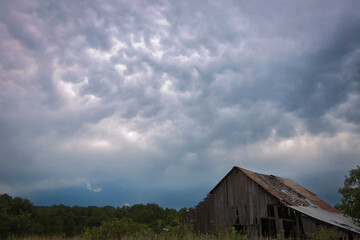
[0, 0, 359, 208]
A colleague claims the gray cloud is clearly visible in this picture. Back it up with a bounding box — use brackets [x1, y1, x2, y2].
[0, 0, 359, 206]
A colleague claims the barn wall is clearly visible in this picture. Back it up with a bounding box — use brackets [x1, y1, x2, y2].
[194, 168, 279, 234]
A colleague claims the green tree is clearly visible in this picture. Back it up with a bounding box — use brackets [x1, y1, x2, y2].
[335, 165, 360, 222]
[33, 206, 63, 235]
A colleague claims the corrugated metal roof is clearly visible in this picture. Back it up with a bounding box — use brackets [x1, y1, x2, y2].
[289, 205, 360, 234]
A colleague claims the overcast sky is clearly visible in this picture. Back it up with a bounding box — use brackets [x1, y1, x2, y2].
[1, 0, 359, 209]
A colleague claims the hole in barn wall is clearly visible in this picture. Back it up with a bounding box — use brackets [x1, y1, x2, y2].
[261, 218, 277, 237]
[278, 206, 295, 219]
[283, 220, 295, 238]
[267, 205, 275, 217]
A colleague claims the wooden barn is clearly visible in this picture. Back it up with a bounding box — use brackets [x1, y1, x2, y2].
[193, 166, 360, 239]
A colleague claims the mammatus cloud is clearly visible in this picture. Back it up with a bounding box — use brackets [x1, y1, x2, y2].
[86, 182, 102, 193]
[0, 0, 359, 207]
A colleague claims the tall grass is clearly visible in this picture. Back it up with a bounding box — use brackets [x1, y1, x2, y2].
[8, 234, 270, 240]
[8, 237, 83, 240]
[8, 226, 351, 240]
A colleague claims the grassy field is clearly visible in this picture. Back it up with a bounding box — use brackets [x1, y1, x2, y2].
[8, 236, 271, 240]
[4, 232, 341, 240]
[6, 226, 346, 240]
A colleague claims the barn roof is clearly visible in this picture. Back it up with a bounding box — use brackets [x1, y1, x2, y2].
[289, 205, 360, 234]
[238, 167, 340, 213]
[207, 166, 360, 234]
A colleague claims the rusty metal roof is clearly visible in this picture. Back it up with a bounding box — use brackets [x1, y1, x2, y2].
[238, 167, 341, 213]
[207, 166, 341, 214]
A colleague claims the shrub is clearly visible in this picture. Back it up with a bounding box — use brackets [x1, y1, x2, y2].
[84, 218, 149, 240]
[313, 226, 339, 240]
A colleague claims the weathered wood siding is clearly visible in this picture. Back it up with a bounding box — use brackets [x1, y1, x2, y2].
[194, 168, 279, 234]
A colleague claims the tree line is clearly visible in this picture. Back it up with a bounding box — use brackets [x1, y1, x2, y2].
[0, 193, 191, 239]
[1, 166, 358, 239]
